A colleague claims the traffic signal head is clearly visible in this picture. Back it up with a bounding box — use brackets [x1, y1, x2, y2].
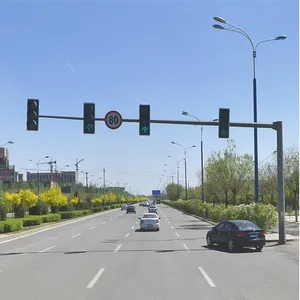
[27, 99, 39, 131]
[139, 105, 150, 136]
[83, 102, 95, 134]
[218, 108, 230, 139]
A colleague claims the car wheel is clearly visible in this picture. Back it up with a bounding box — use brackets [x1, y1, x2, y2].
[206, 235, 214, 248]
[228, 239, 236, 252]
[255, 245, 263, 252]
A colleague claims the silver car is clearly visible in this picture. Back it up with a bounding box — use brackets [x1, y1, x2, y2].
[139, 213, 160, 231]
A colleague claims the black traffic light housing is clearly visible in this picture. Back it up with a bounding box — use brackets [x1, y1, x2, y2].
[83, 102, 95, 134]
[139, 105, 150, 136]
[218, 108, 230, 139]
[27, 99, 39, 131]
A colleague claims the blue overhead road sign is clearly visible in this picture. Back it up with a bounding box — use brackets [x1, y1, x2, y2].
[152, 190, 161, 196]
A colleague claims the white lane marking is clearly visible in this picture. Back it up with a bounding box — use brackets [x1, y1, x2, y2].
[109, 218, 113, 221]
[166, 218, 168, 221]
[101, 221, 106, 224]
[114, 244, 122, 252]
[0, 209, 120, 245]
[135, 221, 138, 224]
[168, 221, 170, 224]
[72, 233, 81, 239]
[131, 226, 134, 229]
[40, 245, 55, 253]
[183, 244, 189, 251]
[90, 226, 96, 230]
[171, 226, 174, 229]
[125, 233, 130, 238]
[87, 268, 105, 289]
[175, 232, 180, 237]
[198, 267, 216, 288]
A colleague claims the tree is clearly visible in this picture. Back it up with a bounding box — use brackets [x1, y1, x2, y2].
[4, 189, 38, 217]
[40, 185, 67, 213]
[204, 140, 253, 206]
[284, 148, 299, 221]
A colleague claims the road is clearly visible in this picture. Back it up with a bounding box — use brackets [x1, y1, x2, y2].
[0, 204, 298, 300]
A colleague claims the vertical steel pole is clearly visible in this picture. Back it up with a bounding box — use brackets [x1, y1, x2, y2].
[275, 121, 286, 244]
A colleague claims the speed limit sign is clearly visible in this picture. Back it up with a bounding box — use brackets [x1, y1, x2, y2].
[105, 110, 123, 130]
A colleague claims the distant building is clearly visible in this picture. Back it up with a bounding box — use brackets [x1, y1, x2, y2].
[27, 171, 76, 184]
[0, 147, 9, 168]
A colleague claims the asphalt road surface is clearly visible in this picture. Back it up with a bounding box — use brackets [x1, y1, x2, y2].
[0, 204, 298, 300]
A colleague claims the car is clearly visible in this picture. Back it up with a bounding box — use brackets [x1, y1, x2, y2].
[139, 213, 161, 231]
[206, 220, 266, 252]
[121, 204, 128, 210]
[148, 206, 158, 214]
[126, 205, 136, 213]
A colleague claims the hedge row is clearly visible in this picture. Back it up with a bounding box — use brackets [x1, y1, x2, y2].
[0, 204, 122, 233]
[163, 200, 278, 231]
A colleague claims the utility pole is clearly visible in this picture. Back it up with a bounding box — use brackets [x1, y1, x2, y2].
[103, 168, 106, 193]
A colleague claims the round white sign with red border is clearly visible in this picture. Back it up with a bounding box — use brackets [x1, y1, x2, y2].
[105, 110, 123, 130]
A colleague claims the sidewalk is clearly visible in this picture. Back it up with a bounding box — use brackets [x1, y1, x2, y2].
[266, 232, 298, 243]
[285, 215, 299, 222]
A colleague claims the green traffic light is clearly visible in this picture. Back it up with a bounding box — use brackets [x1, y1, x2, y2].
[141, 126, 148, 133]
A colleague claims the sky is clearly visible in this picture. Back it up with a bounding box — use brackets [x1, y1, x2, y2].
[0, 0, 298, 195]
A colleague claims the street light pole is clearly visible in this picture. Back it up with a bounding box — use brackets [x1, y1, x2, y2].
[200, 126, 204, 203]
[171, 142, 196, 201]
[29, 155, 49, 195]
[212, 16, 287, 204]
[184, 150, 188, 201]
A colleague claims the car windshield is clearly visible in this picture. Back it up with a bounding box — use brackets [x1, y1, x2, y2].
[142, 214, 157, 219]
[233, 221, 261, 230]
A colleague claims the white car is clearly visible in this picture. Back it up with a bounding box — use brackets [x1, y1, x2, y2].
[139, 213, 160, 231]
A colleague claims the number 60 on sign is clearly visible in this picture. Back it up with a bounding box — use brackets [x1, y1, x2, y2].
[104, 110, 123, 130]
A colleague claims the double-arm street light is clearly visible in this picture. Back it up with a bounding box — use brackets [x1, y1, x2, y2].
[212, 16, 287, 204]
[171, 141, 196, 201]
[182, 112, 218, 203]
[0, 141, 14, 147]
[29, 155, 49, 195]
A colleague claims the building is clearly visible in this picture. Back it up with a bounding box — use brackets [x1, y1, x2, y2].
[27, 171, 76, 184]
[0, 147, 9, 167]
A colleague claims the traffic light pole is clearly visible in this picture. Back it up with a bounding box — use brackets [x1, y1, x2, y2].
[38, 114, 285, 244]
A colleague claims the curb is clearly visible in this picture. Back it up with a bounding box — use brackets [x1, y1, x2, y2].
[0, 207, 120, 239]
[162, 203, 216, 225]
[266, 238, 298, 243]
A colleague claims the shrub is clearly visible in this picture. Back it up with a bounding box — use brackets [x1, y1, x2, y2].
[59, 210, 92, 219]
[163, 200, 278, 231]
[102, 206, 110, 211]
[41, 214, 61, 223]
[0, 220, 23, 233]
[21, 216, 43, 227]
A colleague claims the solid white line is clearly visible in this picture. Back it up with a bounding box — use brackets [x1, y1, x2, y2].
[101, 221, 106, 224]
[131, 226, 134, 229]
[175, 232, 180, 237]
[90, 226, 96, 230]
[72, 233, 81, 239]
[40, 245, 55, 253]
[87, 268, 105, 289]
[114, 244, 122, 252]
[198, 267, 216, 288]
[0, 209, 120, 245]
[171, 226, 174, 229]
[183, 244, 189, 251]
[125, 233, 130, 238]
